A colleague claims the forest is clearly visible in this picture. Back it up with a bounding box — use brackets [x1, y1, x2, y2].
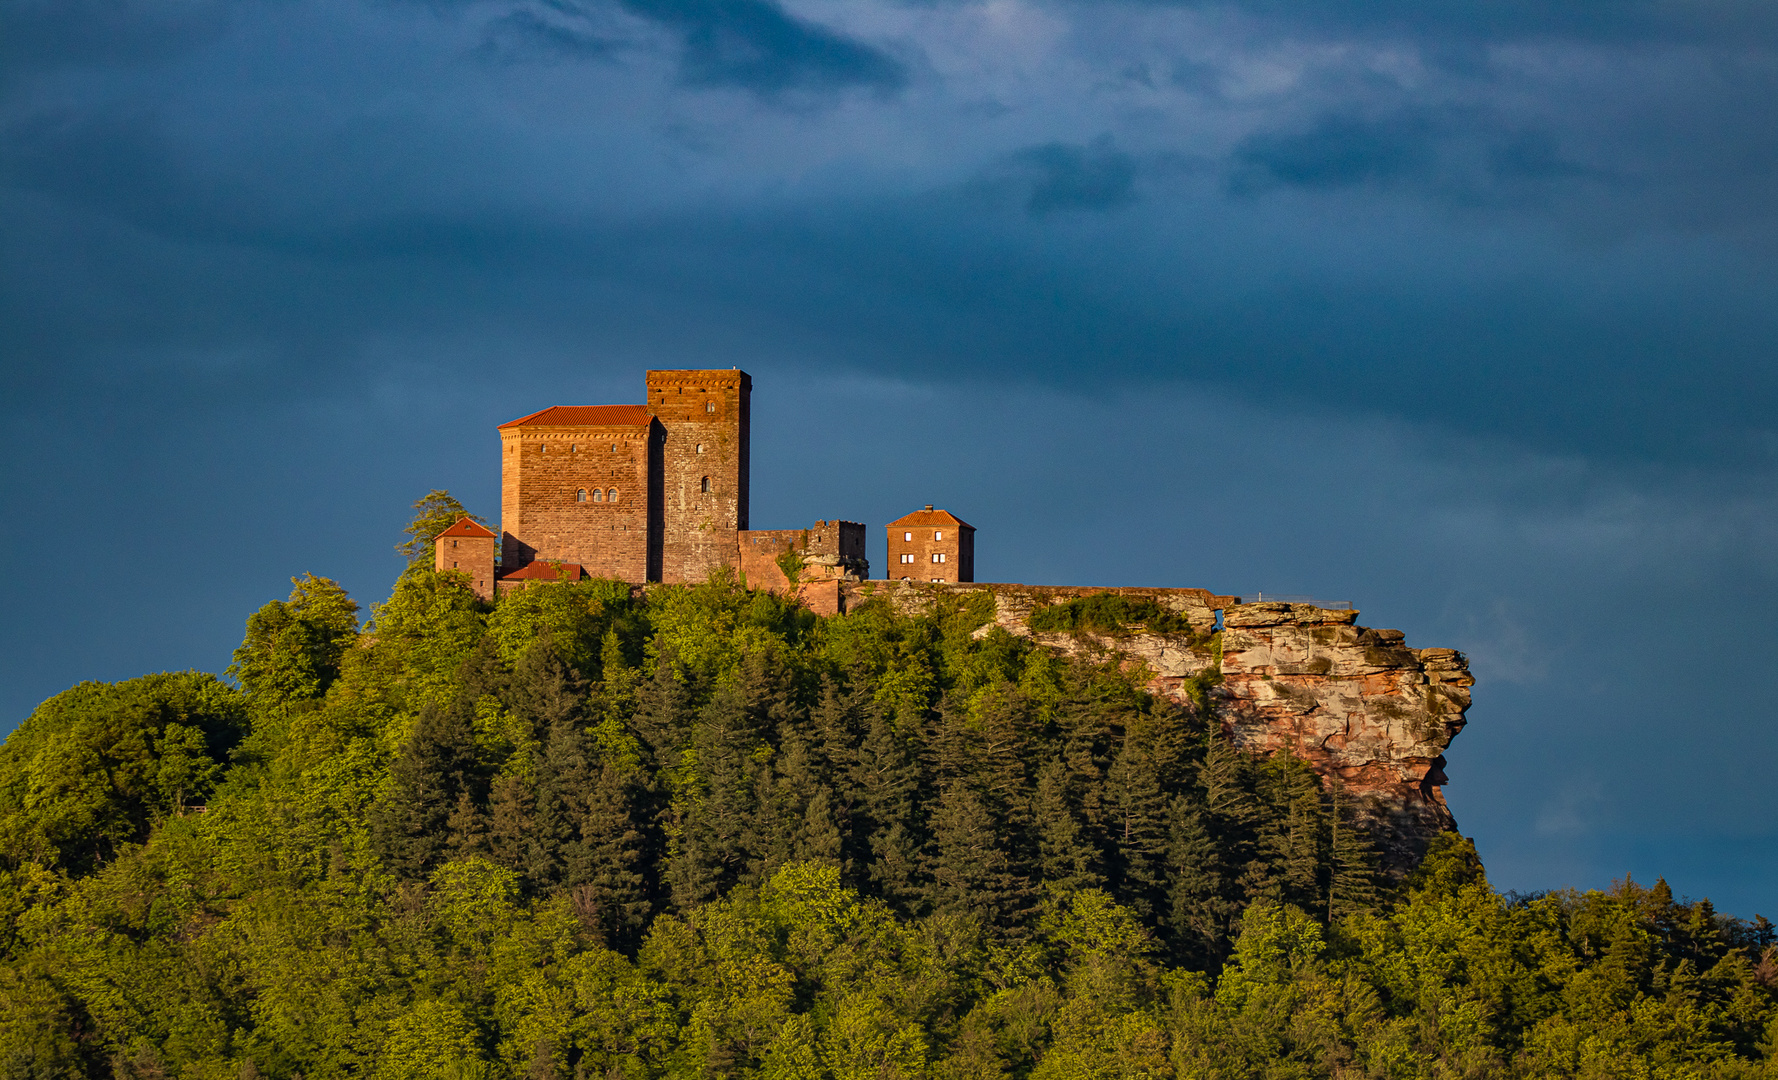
[1, 499, 1775, 1079]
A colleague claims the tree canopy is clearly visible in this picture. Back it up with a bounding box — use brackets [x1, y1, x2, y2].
[0, 565, 1772, 1078]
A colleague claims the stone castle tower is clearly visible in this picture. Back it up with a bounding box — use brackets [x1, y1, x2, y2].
[497, 369, 750, 584]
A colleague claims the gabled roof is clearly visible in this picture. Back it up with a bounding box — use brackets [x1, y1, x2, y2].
[887, 507, 974, 530]
[498, 561, 586, 582]
[437, 517, 496, 540]
[498, 405, 654, 429]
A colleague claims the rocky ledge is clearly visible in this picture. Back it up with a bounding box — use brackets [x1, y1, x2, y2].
[846, 581, 1472, 874]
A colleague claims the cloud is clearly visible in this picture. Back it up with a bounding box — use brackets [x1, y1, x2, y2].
[985, 137, 1139, 215]
[1231, 111, 1437, 191]
[616, 0, 906, 94]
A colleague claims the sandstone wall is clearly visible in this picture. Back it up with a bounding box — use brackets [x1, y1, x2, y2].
[739, 520, 870, 593]
[499, 422, 654, 581]
[434, 532, 496, 601]
[647, 369, 749, 584]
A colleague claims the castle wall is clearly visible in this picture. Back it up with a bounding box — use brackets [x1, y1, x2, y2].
[739, 520, 869, 593]
[499, 421, 656, 581]
[646, 369, 750, 584]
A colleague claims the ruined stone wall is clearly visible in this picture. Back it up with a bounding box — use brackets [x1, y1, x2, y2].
[740, 520, 869, 593]
[500, 422, 655, 581]
[647, 369, 749, 584]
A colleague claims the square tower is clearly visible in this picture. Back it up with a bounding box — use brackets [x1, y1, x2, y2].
[887, 505, 975, 583]
[435, 517, 498, 601]
[646, 369, 750, 584]
[498, 405, 661, 582]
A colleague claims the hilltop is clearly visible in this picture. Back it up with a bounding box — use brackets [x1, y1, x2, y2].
[0, 555, 1773, 1077]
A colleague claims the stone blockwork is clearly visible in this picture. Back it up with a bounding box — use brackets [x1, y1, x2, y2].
[646, 369, 749, 584]
[498, 406, 657, 581]
[740, 521, 869, 615]
[886, 507, 975, 582]
[433, 518, 498, 601]
[843, 581, 1470, 872]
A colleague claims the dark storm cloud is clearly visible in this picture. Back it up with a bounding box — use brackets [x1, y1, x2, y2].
[621, 0, 905, 92]
[1006, 138, 1139, 215]
[1151, 0, 1778, 46]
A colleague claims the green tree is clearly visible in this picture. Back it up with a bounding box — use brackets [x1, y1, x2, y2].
[228, 574, 360, 704]
[397, 489, 487, 567]
[0, 672, 246, 873]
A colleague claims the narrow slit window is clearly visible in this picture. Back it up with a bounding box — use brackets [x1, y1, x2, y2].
[701, 476, 710, 493]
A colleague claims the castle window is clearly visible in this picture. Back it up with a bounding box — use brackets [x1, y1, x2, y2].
[607, 488, 619, 502]
[934, 531, 943, 541]
[571, 445, 578, 453]
[900, 553, 914, 564]
[932, 553, 946, 563]
[611, 444, 617, 451]
[576, 489, 587, 502]
[452, 540, 458, 548]
[696, 443, 705, 454]
[705, 401, 715, 413]
[903, 531, 912, 542]
[701, 476, 710, 493]
[592, 489, 605, 502]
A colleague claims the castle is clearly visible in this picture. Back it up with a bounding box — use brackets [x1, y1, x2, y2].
[431, 368, 975, 613]
[429, 366, 1472, 872]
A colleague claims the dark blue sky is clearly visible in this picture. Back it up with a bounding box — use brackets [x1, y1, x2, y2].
[3, 0, 1775, 915]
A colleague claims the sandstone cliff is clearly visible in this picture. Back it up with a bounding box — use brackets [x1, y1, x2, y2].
[843, 580, 1471, 874]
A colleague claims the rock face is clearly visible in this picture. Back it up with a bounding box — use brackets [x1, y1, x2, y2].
[1218, 603, 1471, 873]
[843, 581, 1472, 873]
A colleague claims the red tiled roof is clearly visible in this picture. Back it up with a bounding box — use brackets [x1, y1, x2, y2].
[887, 507, 974, 530]
[498, 405, 653, 429]
[437, 517, 496, 539]
[498, 561, 586, 582]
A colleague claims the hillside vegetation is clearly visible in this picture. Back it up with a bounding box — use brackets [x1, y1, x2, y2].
[1, 558, 1775, 1078]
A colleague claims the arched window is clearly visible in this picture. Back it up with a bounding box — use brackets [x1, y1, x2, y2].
[696, 443, 705, 454]
[592, 489, 604, 502]
[607, 488, 619, 503]
[701, 476, 710, 493]
[576, 489, 587, 502]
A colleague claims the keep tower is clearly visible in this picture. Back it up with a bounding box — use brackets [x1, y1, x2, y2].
[646, 369, 750, 584]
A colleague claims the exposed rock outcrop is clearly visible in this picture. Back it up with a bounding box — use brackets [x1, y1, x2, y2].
[1218, 602, 1471, 873]
[843, 580, 1471, 873]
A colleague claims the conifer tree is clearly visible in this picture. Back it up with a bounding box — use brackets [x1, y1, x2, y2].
[1325, 781, 1381, 922]
[1032, 759, 1102, 893]
[373, 701, 482, 880]
[563, 760, 651, 948]
[851, 704, 924, 912]
[1165, 795, 1238, 966]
